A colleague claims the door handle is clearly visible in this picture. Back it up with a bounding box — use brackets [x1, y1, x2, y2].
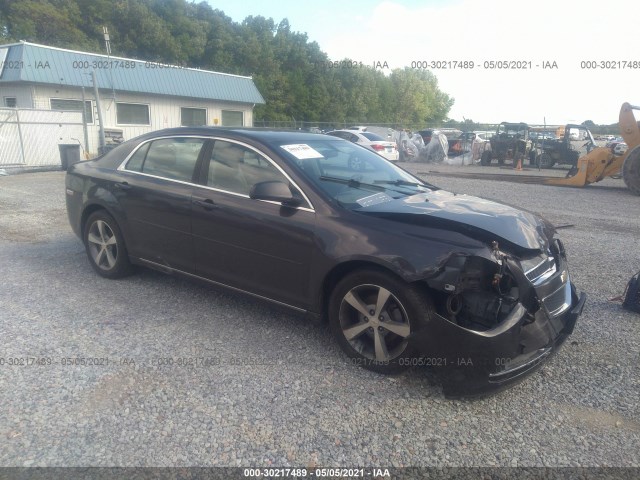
[194, 198, 217, 210]
[114, 181, 132, 190]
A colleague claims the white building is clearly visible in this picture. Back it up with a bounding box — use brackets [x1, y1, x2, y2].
[0, 41, 265, 167]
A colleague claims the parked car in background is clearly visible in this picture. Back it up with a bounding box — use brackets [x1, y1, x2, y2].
[65, 127, 585, 397]
[470, 131, 494, 161]
[417, 128, 465, 157]
[326, 129, 399, 161]
[614, 142, 628, 155]
[607, 137, 625, 153]
[473, 131, 494, 143]
[606, 136, 623, 147]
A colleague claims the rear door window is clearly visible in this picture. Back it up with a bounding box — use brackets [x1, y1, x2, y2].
[125, 143, 150, 172]
[134, 138, 206, 182]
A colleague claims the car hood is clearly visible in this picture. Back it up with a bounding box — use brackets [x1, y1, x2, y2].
[356, 190, 554, 251]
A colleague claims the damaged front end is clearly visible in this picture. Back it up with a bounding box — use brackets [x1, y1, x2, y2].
[411, 238, 586, 397]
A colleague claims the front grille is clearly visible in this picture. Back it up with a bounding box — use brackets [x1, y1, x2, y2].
[524, 256, 556, 285]
[522, 253, 571, 318]
[542, 282, 572, 317]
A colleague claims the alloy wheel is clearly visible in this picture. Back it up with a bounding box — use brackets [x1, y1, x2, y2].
[87, 220, 118, 270]
[338, 284, 411, 362]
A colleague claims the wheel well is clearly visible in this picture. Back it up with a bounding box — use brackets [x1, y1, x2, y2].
[319, 261, 406, 321]
[80, 204, 107, 236]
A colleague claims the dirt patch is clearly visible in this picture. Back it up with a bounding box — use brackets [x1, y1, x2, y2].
[559, 403, 640, 432]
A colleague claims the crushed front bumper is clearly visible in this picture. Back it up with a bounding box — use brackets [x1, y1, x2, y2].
[410, 274, 586, 398]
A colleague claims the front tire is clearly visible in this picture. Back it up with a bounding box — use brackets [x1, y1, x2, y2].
[329, 269, 433, 374]
[84, 210, 133, 278]
[537, 153, 555, 169]
[480, 150, 492, 166]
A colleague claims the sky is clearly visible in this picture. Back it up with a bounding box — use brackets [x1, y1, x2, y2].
[207, 0, 640, 125]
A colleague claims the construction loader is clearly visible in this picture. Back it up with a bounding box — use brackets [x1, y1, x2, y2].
[543, 103, 640, 194]
[428, 103, 640, 195]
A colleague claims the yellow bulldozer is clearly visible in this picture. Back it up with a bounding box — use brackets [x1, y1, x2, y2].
[545, 102, 640, 195]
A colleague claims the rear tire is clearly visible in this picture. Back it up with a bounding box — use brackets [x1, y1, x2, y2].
[329, 268, 434, 374]
[84, 210, 133, 279]
[622, 145, 640, 195]
[480, 151, 491, 166]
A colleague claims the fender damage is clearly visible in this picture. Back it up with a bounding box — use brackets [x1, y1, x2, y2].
[357, 190, 587, 397]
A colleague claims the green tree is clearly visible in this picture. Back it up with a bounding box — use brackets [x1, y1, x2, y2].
[110, 1, 181, 62]
[2, 0, 91, 48]
[0, 0, 455, 125]
[387, 68, 454, 126]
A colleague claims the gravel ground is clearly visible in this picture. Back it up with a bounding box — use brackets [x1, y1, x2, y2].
[0, 169, 639, 469]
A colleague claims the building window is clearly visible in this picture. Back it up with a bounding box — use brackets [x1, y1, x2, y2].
[181, 107, 207, 127]
[221, 110, 244, 127]
[116, 102, 150, 125]
[50, 98, 93, 123]
[4, 97, 17, 108]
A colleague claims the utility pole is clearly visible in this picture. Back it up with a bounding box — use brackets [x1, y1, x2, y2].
[103, 26, 116, 101]
[92, 71, 106, 151]
[81, 86, 90, 157]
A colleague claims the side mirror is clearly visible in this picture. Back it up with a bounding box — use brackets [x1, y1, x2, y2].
[249, 181, 300, 206]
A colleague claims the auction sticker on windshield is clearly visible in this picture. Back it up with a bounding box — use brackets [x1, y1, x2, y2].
[281, 144, 324, 159]
[357, 192, 394, 207]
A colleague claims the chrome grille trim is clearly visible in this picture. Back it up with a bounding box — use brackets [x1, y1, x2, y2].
[542, 282, 572, 317]
[525, 256, 557, 286]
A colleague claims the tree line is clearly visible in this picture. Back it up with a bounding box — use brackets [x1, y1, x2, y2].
[0, 0, 454, 127]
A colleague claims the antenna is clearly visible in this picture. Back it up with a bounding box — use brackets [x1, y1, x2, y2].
[103, 26, 111, 55]
[103, 26, 116, 101]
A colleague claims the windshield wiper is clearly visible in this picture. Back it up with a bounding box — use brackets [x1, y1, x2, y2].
[319, 175, 437, 198]
[374, 179, 423, 186]
[319, 176, 385, 191]
[373, 179, 437, 190]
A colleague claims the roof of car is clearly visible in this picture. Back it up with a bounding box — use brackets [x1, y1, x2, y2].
[131, 127, 332, 144]
[95, 127, 345, 169]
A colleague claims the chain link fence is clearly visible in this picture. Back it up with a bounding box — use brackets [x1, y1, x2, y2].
[0, 108, 85, 167]
[253, 120, 415, 132]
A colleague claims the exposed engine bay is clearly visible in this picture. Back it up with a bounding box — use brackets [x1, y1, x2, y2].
[425, 240, 565, 332]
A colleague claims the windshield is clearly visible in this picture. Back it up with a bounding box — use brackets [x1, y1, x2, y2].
[275, 138, 435, 208]
[361, 132, 384, 141]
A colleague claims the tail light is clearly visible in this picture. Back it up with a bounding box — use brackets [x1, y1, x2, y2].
[372, 144, 385, 151]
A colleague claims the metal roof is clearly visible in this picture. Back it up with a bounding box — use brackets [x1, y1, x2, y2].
[0, 42, 265, 104]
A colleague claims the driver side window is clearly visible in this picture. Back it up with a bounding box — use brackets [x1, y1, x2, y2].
[206, 141, 308, 206]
